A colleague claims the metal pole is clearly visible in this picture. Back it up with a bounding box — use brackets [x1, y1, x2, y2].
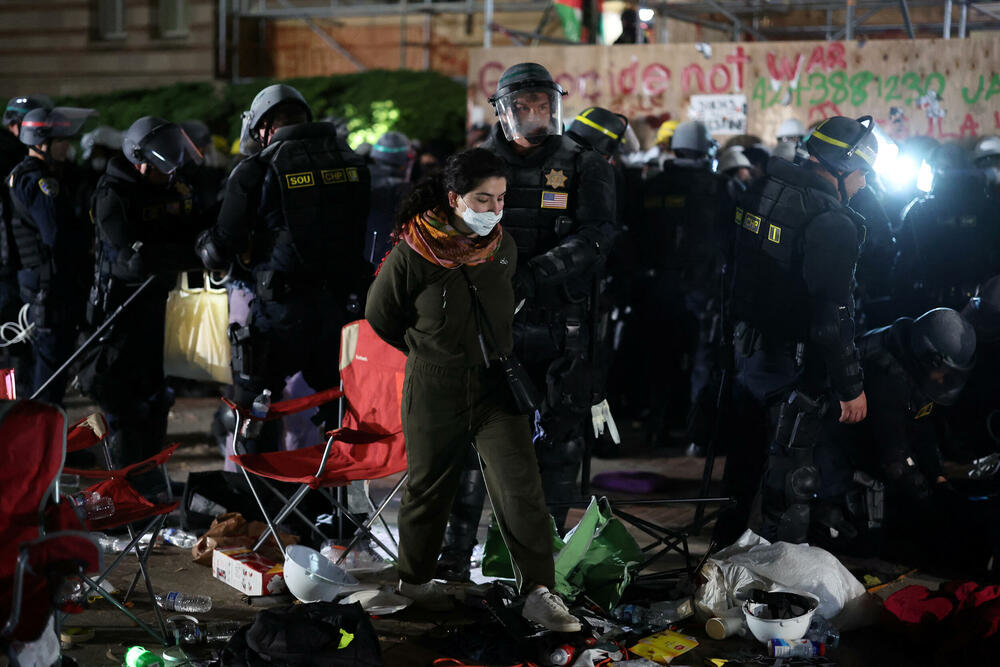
[484, 0, 494, 47]
[899, 0, 915, 39]
[30, 275, 157, 401]
[826, 8, 833, 39]
[424, 11, 432, 70]
[232, 2, 241, 83]
[218, 0, 227, 74]
[400, 0, 408, 69]
[944, 0, 952, 38]
[960, 1, 968, 37]
[846, 0, 855, 40]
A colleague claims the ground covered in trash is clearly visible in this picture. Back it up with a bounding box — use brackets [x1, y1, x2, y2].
[55, 396, 983, 666]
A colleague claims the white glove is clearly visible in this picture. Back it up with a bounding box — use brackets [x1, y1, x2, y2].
[590, 399, 620, 444]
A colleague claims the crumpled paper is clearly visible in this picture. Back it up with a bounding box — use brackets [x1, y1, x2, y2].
[191, 512, 298, 565]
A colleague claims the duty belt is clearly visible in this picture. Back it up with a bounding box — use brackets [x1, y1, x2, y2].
[734, 321, 803, 362]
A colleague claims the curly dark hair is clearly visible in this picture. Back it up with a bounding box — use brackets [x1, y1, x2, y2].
[394, 147, 510, 237]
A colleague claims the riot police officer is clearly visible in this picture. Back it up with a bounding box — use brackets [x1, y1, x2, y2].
[816, 308, 974, 545]
[635, 120, 723, 445]
[727, 115, 877, 544]
[485, 63, 615, 515]
[365, 130, 413, 266]
[82, 117, 204, 476]
[196, 84, 371, 453]
[0, 95, 52, 396]
[434, 64, 616, 580]
[893, 142, 1000, 315]
[7, 106, 95, 404]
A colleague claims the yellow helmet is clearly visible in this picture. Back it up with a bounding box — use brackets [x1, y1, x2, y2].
[656, 120, 679, 146]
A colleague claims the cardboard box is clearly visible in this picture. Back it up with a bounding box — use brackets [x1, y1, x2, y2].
[212, 547, 286, 596]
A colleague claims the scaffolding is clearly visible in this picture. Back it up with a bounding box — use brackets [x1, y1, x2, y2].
[218, 0, 1000, 80]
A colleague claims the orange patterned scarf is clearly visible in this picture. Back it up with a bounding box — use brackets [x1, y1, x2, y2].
[401, 209, 502, 268]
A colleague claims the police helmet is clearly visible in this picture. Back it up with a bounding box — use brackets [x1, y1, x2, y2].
[371, 131, 413, 167]
[963, 275, 1000, 343]
[776, 117, 807, 141]
[240, 84, 312, 150]
[670, 120, 717, 159]
[81, 126, 124, 160]
[180, 120, 213, 151]
[906, 307, 976, 405]
[19, 107, 96, 147]
[718, 145, 751, 174]
[489, 62, 566, 145]
[972, 136, 1000, 166]
[805, 115, 878, 175]
[656, 120, 679, 146]
[567, 107, 629, 158]
[3, 95, 53, 128]
[123, 116, 202, 174]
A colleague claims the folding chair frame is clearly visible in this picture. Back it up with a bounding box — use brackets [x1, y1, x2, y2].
[59, 416, 175, 645]
[228, 402, 405, 562]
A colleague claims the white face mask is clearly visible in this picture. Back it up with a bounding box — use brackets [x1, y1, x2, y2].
[459, 196, 502, 236]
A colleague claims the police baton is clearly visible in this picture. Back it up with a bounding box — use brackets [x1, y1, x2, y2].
[31, 274, 158, 401]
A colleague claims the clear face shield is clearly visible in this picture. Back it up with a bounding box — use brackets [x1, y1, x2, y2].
[493, 87, 564, 145]
[139, 124, 203, 175]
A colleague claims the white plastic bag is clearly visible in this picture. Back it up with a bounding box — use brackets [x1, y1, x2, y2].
[695, 530, 865, 621]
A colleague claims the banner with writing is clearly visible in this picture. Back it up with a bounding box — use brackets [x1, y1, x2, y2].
[468, 37, 1000, 145]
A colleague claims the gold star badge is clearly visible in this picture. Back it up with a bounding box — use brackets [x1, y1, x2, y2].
[544, 168, 568, 189]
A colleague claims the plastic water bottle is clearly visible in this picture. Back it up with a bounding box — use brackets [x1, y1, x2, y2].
[242, 388, 272, 438]
[161, 527, 198, 549]
[805, 614, 841, 648]
[72, 492, 115, 521]
[155, 591, 212, 613]
[124, 646, 164, 667]
[767, 639, 825, 658]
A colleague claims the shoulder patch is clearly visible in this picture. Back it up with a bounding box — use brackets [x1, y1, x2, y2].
[284, 171, 315, 189]
[38, 177, 59, 197]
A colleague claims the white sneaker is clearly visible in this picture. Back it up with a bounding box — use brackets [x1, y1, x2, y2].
[521, 586, 582, 632]
[397, 579, 455, 611]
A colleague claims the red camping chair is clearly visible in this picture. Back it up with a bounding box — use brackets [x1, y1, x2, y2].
[1, 400, 101, 659]
[61, 413, 180, 644]
[227, 319, 407, 562]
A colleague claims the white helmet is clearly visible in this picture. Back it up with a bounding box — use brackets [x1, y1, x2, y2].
[80, 125, 124, 160]
[777, 117, 807, 141]
[972, 136, 1000, 165]
[718, 146, 751, 174]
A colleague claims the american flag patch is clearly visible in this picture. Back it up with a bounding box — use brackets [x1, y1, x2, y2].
[540, 190, 568, 209]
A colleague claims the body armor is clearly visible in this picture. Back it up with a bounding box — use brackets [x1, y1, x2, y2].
[255, 122, 370, 279]
[639, 159, 724, 289]
[482, 132, 584, 260]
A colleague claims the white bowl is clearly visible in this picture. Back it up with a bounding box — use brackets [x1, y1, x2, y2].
[283, 545, 360, 603]
[742, 589, 819, 644]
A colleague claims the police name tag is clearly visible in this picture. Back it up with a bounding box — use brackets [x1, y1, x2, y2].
[285, 171, 315, 189]
[540, 190, 568, 209]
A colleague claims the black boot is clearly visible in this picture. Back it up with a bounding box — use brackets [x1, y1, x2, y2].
[436, 450, 487, 582]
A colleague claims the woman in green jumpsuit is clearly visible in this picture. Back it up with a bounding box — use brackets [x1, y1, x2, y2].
[366, 148, 580, 632]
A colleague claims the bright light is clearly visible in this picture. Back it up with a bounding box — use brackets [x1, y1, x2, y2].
[916, 160, 934, 193]
[871, 126, 898, 178]
[639, 8, 655, 22]
[885, 156, 918, 189]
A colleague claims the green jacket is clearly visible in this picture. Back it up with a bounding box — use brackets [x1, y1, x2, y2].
[365, 233, 518, 367]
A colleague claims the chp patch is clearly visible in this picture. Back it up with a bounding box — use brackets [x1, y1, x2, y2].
[38, 177, 59, 197]
[285, 171, 315, 189]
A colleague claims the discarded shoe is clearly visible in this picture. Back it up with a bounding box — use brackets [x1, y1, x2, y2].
[521, 586, 581, 632]
[397, 579, 455, 611]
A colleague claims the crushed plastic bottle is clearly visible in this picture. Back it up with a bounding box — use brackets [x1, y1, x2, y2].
[161, 527, 198, 550]
[805, 614, 840, 648]
[155, 591, 212, 613]
[71, 492, 115, 521]
[241, 388, 272, 439]
[170, 619, 241, 645]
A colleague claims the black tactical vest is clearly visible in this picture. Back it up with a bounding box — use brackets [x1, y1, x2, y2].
[731, 169, 842, 342]
[7, 159, 52, 273]
[639, 160, 724, 286]
[484, 135, 584, 260]
[259, 123, 370, 275]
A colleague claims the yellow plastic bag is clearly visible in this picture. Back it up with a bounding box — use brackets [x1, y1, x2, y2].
[163, 272, 232, 384]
